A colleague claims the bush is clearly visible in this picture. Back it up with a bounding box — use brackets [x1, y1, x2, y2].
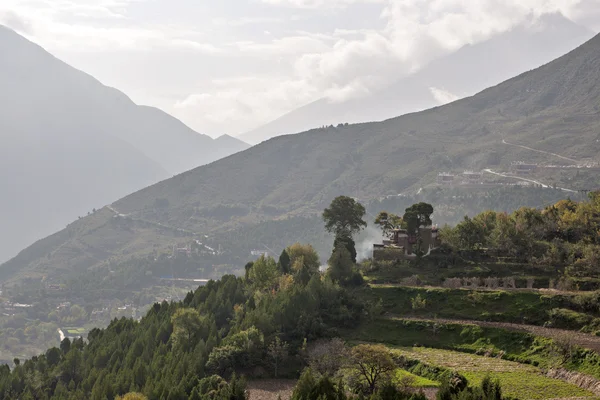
[546, 308, 592, 329]
[411, 294, 427, 311]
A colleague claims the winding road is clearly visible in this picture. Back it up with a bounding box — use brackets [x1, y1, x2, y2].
[483, 169, 577, 193]
[106, 205, 198, 236]
[502, 139, 579, 163]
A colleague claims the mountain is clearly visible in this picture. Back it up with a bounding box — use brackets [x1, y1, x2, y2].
[0, 26, 249, 262]
[240, 13, 594, 144]
[2, 30, 600, 283]
[214, 134, 251, 159]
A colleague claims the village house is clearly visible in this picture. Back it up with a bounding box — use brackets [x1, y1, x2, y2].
[373, 226, 441, 260]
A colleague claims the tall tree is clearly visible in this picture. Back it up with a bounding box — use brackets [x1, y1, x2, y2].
[333, 234, 357, 264]
[287, 243, 321, 274]
[307, 338, 349, 377]
[403, 203, 434, 235]
[171, 308, 207, 350]
[323, 196, 367, 238]
[327, 244, 354, 284]
[403, 202, 434, 255]
[248, 255, 279, 291]
[278, 249, 291, 274]
[323, 196, 366, 262]
[350, 344, 396, 394]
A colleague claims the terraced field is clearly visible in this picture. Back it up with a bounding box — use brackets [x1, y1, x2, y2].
[394, 370, 439, 388]
[393, 316, 600, 353]
[391, 347, 595, 400]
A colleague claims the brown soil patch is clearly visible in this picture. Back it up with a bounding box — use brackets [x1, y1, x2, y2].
[247, 379, 296, 400]
[247, 380, 436, 400]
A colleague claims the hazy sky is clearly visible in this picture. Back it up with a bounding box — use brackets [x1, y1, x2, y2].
[1, 0, 599, 137]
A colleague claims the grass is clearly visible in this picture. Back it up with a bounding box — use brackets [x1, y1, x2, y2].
[391, 347, 594, 400]
[394, 369, 439, 388]
[463, 371, 593, 400]
[64, 327, 86, 335]
[394, 347, 538, 373]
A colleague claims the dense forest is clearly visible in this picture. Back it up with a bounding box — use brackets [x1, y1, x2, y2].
[0, 232, 370, 400]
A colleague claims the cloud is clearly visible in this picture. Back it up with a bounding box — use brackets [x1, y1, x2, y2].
[172, 76, 319, 133]
[234, 35, 330, 54]
[170, 0, 597, 134]
[260, 0, 385, 9]
[4, 0, 597, 136]
[0, 0, 220, 52]
[0, 10, 33, 33]
[429, 87, 460, 105]
[263, 0, 597, 105]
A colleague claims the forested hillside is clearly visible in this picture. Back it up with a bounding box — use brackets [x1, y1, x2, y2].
[0, 240, 368, 399]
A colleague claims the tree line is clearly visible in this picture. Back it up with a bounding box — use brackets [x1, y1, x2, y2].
[439, 192, 600, 278]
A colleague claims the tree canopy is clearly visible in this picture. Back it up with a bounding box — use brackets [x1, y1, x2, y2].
[374, 211, 404, 238]
[403, 203, 434, 235]
[323, 196, 367, 238]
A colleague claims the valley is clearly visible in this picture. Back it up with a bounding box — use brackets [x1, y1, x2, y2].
[0, 7, 600, 400]
[3, 193, 600, 399]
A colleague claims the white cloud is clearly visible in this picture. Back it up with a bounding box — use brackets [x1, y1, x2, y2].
[234, 35, 330, 54]
[162, 0, 600, 134]
[260, 0, 385, 9]
[2, 0, 598, 136]
[429, 87, 460, 105]
[172, 76, 319, 132]
[0, 0, 220, 52]
[0, 10, 33, 33]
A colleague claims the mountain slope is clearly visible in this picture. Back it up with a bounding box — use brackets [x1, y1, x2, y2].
[241, 13, 594, 144]
[0, 26, 249, 262]
[2, 31, 600, 282]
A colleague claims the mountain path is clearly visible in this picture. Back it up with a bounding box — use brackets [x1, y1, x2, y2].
[502, 139, 579, 163]
[106, 205, 198, 236]
[483, 169, 577, 193]
[388, 315, 600, 353]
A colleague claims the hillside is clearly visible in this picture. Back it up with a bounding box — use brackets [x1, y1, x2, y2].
[6, 200, 600, 400]
[2, 31, 600, 283]
[0, 26, 248, 262]
[241, 13, 594, 144]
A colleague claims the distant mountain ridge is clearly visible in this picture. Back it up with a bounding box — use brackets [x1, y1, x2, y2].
[240, 13, 594, 144]
[0, 25, 249, 262]
[2, 29, 600, 284]
[2, 30, 600, 283]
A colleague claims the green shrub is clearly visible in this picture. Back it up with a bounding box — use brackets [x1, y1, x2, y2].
[411, 294, 427, 310]
[546, 308, 592, 329]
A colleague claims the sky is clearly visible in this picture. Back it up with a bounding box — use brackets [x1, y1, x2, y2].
[1, 0, 599, 138]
